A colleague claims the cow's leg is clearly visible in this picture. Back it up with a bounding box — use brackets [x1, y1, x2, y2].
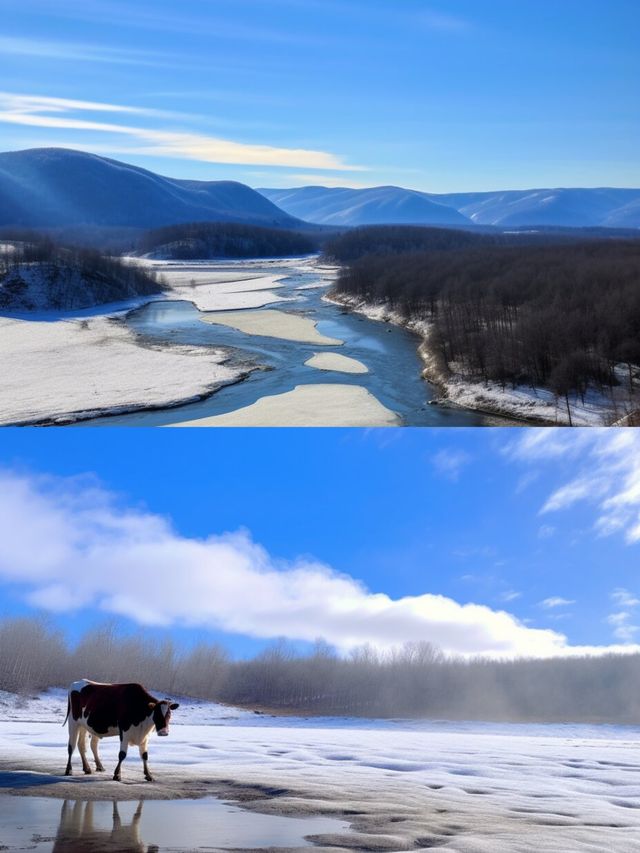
[77, 728, 92, 774]
[90, 735, 105, 772]
[65, 720, 79, 776]
[113, 730, 129, 782]
[139, 738, 153, 782]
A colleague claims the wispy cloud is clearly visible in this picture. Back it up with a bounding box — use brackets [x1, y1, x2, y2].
[0, 35, 166, 67]
[500, 590, 522, 603]
[432, 448, 472, 481]
[0, 468, 636, 660]
[607, 588, 640, 642]
[612, 588, 640, 608]
[540, 597, 575, 609]
[538, 524, 556, 539]
[250, 172, 373, 189]
[508, 430, 640, 544]
[0, 92, 365, 171]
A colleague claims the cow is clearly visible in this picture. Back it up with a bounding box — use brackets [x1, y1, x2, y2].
[63, 679, 179, 782]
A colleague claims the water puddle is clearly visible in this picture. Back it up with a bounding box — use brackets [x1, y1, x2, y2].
[0, 796, 350, 851]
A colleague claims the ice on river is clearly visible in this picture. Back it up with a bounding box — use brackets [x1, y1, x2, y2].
[168, 383, 399, 427]
[2, 689, 640, 850]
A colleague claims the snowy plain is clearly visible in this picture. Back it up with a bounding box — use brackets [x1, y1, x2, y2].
[2, 689, 640, 851]
[0, 314, 242, 426]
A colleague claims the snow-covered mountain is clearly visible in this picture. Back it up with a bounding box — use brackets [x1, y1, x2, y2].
[259, 185, 640, 229]
[259, 185, 470, 227]
[435, 188, 640, 227]
[0, 148, 306, 230]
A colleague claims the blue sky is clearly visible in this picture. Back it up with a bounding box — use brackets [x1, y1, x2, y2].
[1, 0, 638, 191]
[0, 428, 638, 659]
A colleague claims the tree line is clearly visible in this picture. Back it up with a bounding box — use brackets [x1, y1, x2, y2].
[137, 221, 318, 259]
[0, 236, 162, 310]
[328, 231, 640, 416]
[3, 616, 640, 724]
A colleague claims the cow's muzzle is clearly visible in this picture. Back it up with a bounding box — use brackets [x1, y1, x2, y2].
[157, 728, 169, 736]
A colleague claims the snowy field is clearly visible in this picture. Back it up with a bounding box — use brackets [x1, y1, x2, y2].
[0, 315, 242, 426]
[2, 690, 640, 851]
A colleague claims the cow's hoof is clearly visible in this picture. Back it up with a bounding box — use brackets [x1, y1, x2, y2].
[145, 775, 154, 782]
[112, 775, 121, 782]
[83, 768, 92, 775]
[64, 769, 72, 777]
[95, 764, 105, 772]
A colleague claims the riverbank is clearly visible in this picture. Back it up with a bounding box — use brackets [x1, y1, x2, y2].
[327, 292, 628, 427]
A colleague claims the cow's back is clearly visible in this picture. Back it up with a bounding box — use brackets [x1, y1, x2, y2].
[70, 681, 156, 735]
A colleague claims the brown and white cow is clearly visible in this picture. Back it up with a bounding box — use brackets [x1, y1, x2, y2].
[64, 679, 179, 782]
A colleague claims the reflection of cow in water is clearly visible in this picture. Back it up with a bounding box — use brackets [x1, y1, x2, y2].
[52, 800, 159, 853]
[64, 679, 179, 781]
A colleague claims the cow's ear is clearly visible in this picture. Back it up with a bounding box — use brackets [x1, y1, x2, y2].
[170, 702, 179, 710]
[148, 702, 157, 709]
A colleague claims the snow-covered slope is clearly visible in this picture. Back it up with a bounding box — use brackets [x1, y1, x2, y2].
[259, 185, 470, 226]
[259, 185, 640, 228]
[0, 262, 161, 311]
[436, 187, 640, 227]
[0, 148, 305, 230]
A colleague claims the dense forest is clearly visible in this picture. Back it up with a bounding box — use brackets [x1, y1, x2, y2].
[3, 617, 640, 725]
[329, 230, 640, 417]
[324, 225, 493, 262]
[137, 221, 317, 259]
[0, 237, 162, 310]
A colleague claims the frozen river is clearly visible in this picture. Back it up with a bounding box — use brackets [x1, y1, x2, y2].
[83, 257, 487, 426]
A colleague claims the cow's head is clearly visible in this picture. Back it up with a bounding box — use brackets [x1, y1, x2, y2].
[149, 700, 180, 736]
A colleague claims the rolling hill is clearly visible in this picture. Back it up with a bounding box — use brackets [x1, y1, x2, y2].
[259, 185, 470, 227]
[0, 148, 306, 230]
[259, 185, 640, 229]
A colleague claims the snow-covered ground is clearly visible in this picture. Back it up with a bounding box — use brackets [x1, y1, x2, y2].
[3, 689, 640, 851]
[0, 315, 242, 425]
[330, 294, 634, 426]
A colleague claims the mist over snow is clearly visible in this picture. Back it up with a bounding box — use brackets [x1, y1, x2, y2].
[0, 463, 638, 660]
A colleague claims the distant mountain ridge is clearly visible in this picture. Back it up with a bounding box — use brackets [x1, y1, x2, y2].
[258, 185, 469, 227]
[0, 148, 307, 230]
[259, 185, 640, 229]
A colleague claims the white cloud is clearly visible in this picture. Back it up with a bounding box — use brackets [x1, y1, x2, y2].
[432, 448, 472, 481]
[607, 589, 640, 642]
[0, 36, 164, 67]
[508, 430, 640, 544]
[538, 524, 556, 539]
[1, 469, 637, 660]
[500, 590, 522, 603]
[0, 92, 364, 172]
[540, 597, 575, 609]
[607, 612, 639, 642]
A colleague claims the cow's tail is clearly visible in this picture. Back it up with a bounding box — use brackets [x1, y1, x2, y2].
[62, 695, 70, 727]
